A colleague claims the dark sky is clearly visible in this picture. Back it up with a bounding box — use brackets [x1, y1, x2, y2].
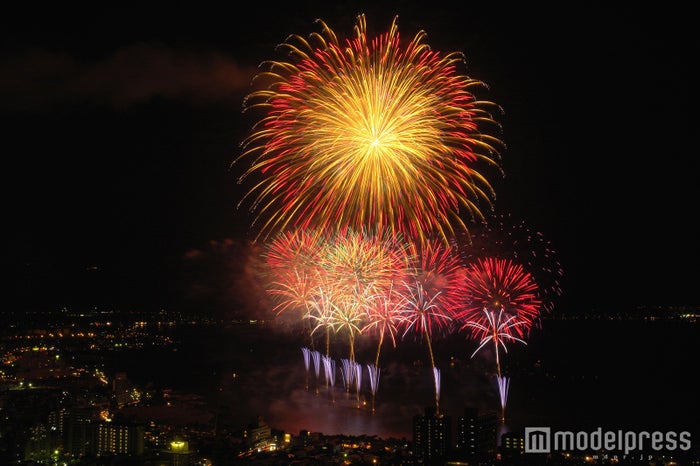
[3, 2, 697, 316]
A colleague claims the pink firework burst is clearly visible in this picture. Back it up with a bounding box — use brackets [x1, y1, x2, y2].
[263, 228, 325, 317]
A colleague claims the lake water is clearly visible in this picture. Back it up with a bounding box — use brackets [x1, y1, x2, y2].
[109, 317, 699, 442]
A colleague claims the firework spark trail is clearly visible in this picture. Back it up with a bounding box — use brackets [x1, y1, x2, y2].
[301, 347, 311, 390]
[366, 364, 381, 403]
[367, 364, 382, 393]
[322, 355, 336, 401]
[463, 308, 527, 423]
[354, 361, 363, 408]
[311, 350, 322, 394]
[433, 367, 441, 408]
[305, 284, 337, 356]
[322, 354, 332, 385]
[327, 358, 336, 387]
[466, 308, 528, 377]
[235, 14, 504, 244]
[341, 358, 355, 393]
[400, 280, 452, 415]
[497, 375, 510, 423]
[301, 347, 311, 371]
[362, 283, 408, 368]
[327, 298, 364, 367]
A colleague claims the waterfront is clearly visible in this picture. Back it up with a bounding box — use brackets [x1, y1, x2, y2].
[105, 315, 699, 441]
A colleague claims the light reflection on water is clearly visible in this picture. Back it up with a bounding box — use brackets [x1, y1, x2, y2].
[119, 319, 699, 439]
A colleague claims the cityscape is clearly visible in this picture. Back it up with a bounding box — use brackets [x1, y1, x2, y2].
[1, 306, 698, 465]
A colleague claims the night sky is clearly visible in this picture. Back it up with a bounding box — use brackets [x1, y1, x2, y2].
[4, 2, 697, 317]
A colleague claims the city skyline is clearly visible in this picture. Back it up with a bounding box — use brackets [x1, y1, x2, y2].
[2, 308, 697, 464]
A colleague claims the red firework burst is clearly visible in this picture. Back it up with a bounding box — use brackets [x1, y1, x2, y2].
[459, 211, 564, 314]
[456, 256, 542, 338]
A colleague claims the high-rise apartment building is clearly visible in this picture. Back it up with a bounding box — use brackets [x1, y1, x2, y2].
[413, 406, 451, 464]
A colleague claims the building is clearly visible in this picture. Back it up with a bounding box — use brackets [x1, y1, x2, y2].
[413, 406, 451, 464]
[500, 429, 525, 464]
[47, 408, 68, 440]
[455, 407, 498, 464]
[456, 407, 478, 458]
[65, 406, 95, 457]
[244, 416, 273, 451]
[23, 424, 51, 463]
[167, 438, 194, 466]
[500, 430, 525, 461]
[95, 421, 144, 456]
[112, 372, 132, 408]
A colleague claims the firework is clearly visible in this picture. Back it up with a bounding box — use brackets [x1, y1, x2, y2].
[457, 254, 544, 423]
[328, 299, 364, 366]
[400, 239, 464, 336]
[366, 364, 381, 413]
[464, 308, 528, 373]
[398, 240, 464, 414]
[322, 354, 337, 401]
[400, 282, 454, 340]
[408, 239, 465, 321]
[264, 229, 326, 346]
[319, 228, 410, 314]
[319, 229, 409, 368]
[340, 358, 355, 393]
[235, 14, 504, 244]
[460, 212, 563, 315]
[433, 367, 441, 409]
[301, 347, 311, 390]
[319, 229, 406, 291]
[497, 375, 510, 423]
[322, 229, 410, 375]
[311, 351, 321, 379]
[270, 229, 409, 366]
[264, 228, 324, 271]
[354, 361, 363, 408]
[458, 257, 541, 338]
[304, 282, 338, 356]
[399, 280, 451, 415]
[361, 282, 408, 368]
[461, 307, 527, 423]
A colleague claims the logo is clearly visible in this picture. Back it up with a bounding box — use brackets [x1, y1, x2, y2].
[525, 427, 551, 453]
[524, 427, 692, 455]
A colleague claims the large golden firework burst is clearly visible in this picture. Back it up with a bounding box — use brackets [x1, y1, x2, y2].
[236, 14, 505, 244]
